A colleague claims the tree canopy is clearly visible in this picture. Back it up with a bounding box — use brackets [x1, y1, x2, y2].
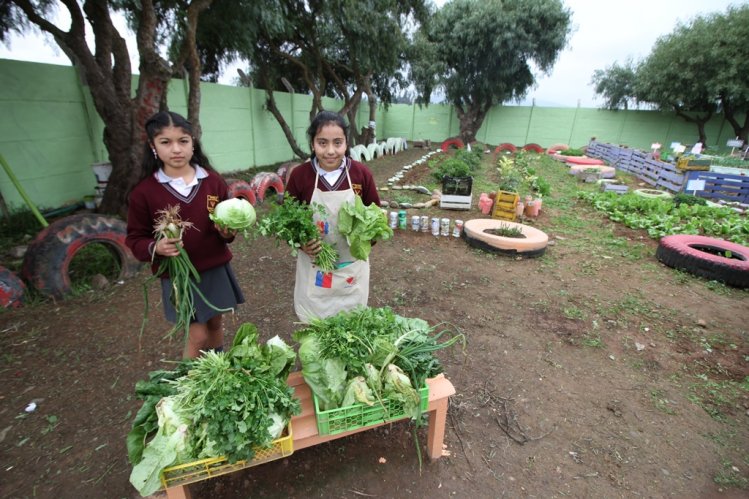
[590, 60, 638, 111]
[2, 0, 213, 215]
[592, 5, 749, 144]
[193, 0, 430, 156]
[410, 0, 571, 144]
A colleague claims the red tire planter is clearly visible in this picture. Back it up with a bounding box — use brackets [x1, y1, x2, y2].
[546, 143, 569, 155]
[276, 161, 301, 186]
[494, 143, 517, 154]
[22, 214, 142, 299]
[655, 235, 749, 288]
[226, 179, 257, 206]
[440, 138, 465, 151]
[522, 143, 544, 153]
[0, 265, 25, 308]
[551, 155, 605, 165]
[250, 171, 285, 203]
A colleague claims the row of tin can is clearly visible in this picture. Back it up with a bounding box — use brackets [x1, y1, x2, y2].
[386, 210, 463, 237]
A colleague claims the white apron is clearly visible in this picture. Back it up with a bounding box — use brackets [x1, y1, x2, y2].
[294, 164, 370, 322]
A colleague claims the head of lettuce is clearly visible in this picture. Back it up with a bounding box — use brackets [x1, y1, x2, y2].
[210, 198, 256, 237]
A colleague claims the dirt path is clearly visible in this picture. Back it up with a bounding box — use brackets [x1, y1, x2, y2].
[0, 147, 747, 499]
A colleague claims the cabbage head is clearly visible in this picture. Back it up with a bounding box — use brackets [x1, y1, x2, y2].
[210, 198, 256, 235]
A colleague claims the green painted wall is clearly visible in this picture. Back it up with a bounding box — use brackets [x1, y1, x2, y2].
[0, 59, 743, 210]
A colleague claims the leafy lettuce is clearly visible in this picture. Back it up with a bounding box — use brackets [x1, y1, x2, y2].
[338, 196, 393, 261]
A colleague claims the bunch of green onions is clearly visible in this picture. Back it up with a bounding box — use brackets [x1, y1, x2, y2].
[140, 205, 232, 343]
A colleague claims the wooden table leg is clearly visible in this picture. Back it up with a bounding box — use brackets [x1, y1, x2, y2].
[165, 484, 192, 499]
[426, 398, 448, 460]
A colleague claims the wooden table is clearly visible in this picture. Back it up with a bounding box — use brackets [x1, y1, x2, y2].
[164, 372, 456, 499]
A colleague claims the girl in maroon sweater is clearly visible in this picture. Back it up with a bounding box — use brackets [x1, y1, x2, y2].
[126, 111, 245, 358]
[286, 111, 381, 322]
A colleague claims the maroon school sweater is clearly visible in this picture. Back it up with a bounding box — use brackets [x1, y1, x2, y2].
[126, 170, 233, 276]
[285, 158, 381, 206]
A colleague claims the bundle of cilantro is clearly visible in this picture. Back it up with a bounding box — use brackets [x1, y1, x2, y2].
[257, 194, 338, 272]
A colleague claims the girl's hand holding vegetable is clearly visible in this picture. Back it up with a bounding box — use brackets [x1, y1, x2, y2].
[214, 224, 237, 241]
[301, 238, 322, 258]
[155, 236, 182, 258]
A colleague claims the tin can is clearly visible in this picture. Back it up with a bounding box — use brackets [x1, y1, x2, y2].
[389, 211, 398, 229]
[411, 215, 420, 231]
[430, 217, 440, 236]
[452, 219, 464, 237]
[440, 217, 450, 236]
[420, 215, 430, 232]
[397, 210, 407, 230]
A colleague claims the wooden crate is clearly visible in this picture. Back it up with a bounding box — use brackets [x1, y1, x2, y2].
[492, 191, 519, 221]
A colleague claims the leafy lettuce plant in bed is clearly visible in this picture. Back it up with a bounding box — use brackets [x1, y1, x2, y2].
[578, 191, 749, 246]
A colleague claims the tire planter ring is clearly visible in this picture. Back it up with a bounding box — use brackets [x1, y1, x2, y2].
[546, 143, 569, 155]
[462, 219, 548, 258]
[568, 165, 617, 178]
[0, 265, 26, 308]
[21, 213, 142, 299]
[494, 143, 517, 154]
[226, 179, 257, 206]
[522, 143, 544, 154]
[441, 138, 465, 151]
[634, 189, 673, 199]
[656, 235, 749, 288]
[250, 171, 285, 203]
[552, 155, 605, 166]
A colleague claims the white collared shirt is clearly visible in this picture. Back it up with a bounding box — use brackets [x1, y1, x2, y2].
[157, 165, 208, 197]
[313, 157, 345, 186]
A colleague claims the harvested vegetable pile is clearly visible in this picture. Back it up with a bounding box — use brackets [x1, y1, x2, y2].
[257, 194, 339, 272]
[292, 306, 464, 416]
[126, 323, 299, 496]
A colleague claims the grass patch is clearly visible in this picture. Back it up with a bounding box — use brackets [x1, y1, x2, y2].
[687, 374, 749, 422]
[650, 389, 677, 415]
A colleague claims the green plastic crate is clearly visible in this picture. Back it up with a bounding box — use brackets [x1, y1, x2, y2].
[314, 385, 429, 436]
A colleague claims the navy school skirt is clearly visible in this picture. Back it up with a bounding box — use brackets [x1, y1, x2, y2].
[161, 262, 245, 324]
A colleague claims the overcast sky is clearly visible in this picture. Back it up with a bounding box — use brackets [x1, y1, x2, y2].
[0, 0, 741, 108]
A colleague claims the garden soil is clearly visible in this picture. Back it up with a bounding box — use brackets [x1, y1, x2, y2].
[0, 147, 747, 499]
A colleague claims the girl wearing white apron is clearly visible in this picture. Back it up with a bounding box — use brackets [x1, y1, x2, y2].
[294, 161, 370, 322]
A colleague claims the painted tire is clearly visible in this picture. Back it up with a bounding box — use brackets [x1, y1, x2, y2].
[656, 235, 749, 288]
[226, 179, 257, 206]
[494, 143, 517, 154]
[462, 219, 548, 257]
[275, 161, 301, 186]
[522, 143, 544, 153]
[552, 155, 605, 165]
[634, 189, 672, 199]
[546, 143, 569, 155]
[568, 165, 617, 178]
[0, 265, 25, 308]
[250, 171, 285, 203]
[441, 138, 465, 151]
[21, 214, 142, 299]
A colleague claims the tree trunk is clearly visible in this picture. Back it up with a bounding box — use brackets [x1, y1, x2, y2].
[674, 107, 712, 146]
[262, 83, 308, 159]
[721, 98, 749, 145]
[454, 104, 488, 145]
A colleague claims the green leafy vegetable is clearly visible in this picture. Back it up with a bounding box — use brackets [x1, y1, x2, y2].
[209, 197, 256, 237]
[293, 306, 464, 412]
[338, 196, 393, 261]
[129, 397, 192, 496]
[257, 194, 339, 271]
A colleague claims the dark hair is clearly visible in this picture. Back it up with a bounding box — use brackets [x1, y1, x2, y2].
[138, 111, 214, 183]
[306, 110, 350, 159]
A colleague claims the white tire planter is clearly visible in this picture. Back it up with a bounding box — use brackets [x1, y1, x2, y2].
[462, 219, 549, 258]
[568, 164, 617, 178]
[633, 189, 673, 199]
